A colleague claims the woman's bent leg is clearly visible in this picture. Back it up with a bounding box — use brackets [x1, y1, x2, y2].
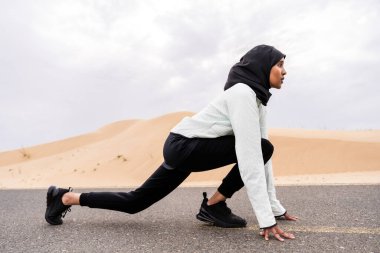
[178, 136, 274, 199]
[80, 164, 190, 214]
[217, 138, 274, 198]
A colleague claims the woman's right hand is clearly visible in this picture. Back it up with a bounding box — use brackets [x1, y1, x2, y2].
[259, 225, 295, 241]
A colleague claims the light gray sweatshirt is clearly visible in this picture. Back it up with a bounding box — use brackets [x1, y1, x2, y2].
[170, 83, 286, 228]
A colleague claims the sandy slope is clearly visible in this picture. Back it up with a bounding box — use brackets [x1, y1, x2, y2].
[0, 112, 379, 189]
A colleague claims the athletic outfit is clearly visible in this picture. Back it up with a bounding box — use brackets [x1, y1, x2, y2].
[80, 83, 285, 229]
[46, 45, 288, 229]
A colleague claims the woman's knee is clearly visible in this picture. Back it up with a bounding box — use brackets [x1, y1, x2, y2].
[261, 138, 274, 161]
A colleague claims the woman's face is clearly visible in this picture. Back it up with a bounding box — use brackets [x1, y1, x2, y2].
[269, 57, 287, 89]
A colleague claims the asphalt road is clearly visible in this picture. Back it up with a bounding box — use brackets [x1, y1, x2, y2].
[1, 185, 379, 253]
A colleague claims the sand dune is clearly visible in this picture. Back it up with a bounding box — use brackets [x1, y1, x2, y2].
[0, 112, 379, 189]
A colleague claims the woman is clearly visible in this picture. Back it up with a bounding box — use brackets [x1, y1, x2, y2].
[45, 44, 298, 241]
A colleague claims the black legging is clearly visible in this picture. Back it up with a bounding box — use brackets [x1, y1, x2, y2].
[80, 132, 274, 214]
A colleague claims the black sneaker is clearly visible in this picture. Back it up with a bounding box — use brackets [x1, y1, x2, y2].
[196, 192, 247, 228]
[45, 185, 73, 225]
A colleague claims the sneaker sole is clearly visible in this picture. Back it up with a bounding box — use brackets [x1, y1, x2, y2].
[45, 186, 63, 225]
[196, 212, 214, 224]
[196, 208, 246, 228]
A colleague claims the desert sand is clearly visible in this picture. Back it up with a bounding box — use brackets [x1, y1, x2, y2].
[0, 111, 379, 189]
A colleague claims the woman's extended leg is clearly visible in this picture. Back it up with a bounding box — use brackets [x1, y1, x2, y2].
[45, 164, 190, 225]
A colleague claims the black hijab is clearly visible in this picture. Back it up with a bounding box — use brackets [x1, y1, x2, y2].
[224, 45, 286, 106]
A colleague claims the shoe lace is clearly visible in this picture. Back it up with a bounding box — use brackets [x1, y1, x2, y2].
[62, 208, 71, 218]
[61, 187, 73, 218]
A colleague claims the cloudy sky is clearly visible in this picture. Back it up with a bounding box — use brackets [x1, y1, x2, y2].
[1, 0, 379, 152]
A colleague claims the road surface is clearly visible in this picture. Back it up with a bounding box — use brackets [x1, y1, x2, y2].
[1, 185, 379, 252]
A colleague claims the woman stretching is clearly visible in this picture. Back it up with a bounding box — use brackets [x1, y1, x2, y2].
[45, 44, 298, 241]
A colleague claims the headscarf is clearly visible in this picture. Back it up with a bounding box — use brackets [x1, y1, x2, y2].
[224, 45, 286, 106]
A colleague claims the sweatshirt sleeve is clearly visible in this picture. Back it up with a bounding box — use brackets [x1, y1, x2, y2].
[259, 106, 287, 216]
[225, 86, 276, 228]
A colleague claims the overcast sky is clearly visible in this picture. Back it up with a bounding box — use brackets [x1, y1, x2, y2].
[1, 0, 379, 152]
